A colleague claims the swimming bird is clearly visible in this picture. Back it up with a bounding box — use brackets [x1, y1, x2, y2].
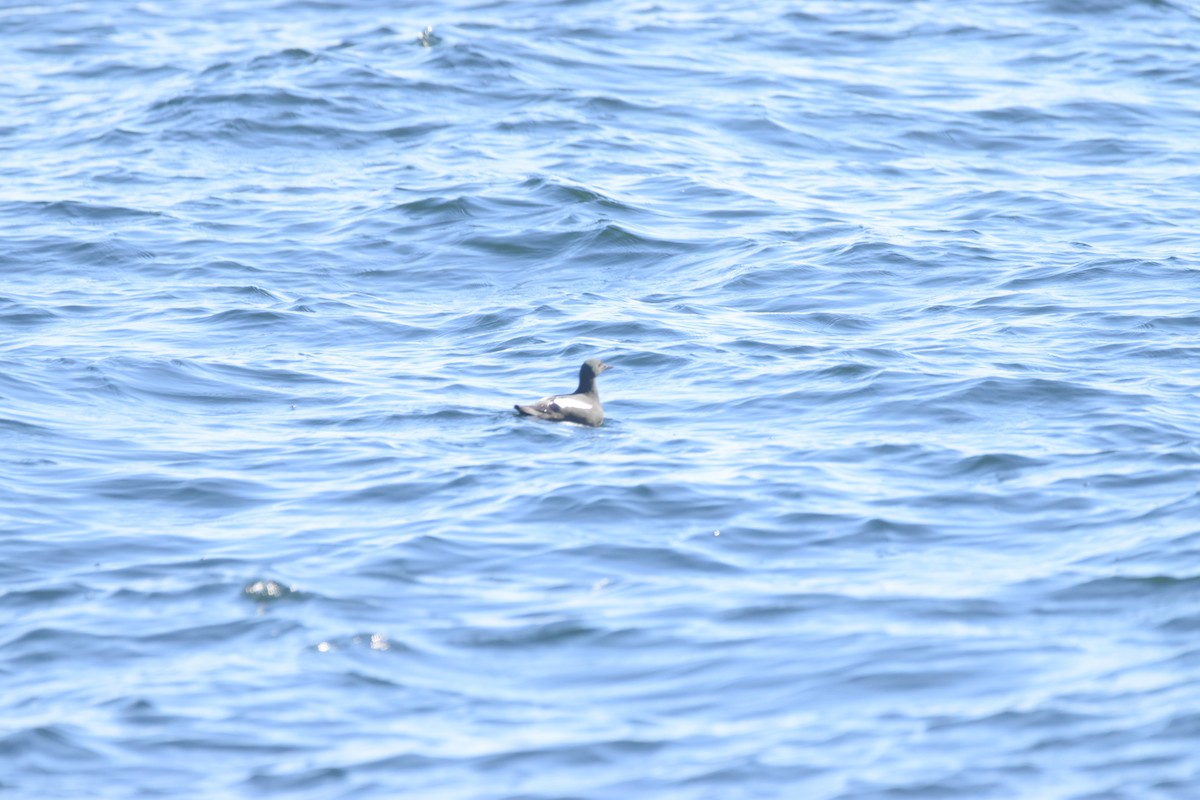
[514, 358, 612, 427]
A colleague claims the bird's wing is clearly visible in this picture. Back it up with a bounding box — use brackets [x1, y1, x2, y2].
[550, 394, 593, 411]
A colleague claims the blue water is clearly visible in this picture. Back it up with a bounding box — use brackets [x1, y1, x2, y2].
[4, 1, 1200, 797]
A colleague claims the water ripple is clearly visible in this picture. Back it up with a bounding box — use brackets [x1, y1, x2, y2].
[4, 1, 1200, 798]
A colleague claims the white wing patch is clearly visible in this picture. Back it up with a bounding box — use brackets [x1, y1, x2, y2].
[552, 395, 593, 411]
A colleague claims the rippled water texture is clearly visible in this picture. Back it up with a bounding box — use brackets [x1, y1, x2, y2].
[4, 1, 1200, 797]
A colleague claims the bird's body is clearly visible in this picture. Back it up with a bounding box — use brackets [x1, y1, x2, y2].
[514, 358, 612, 427]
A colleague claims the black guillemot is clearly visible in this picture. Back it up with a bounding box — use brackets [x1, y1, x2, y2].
[514, 358, 612, 427]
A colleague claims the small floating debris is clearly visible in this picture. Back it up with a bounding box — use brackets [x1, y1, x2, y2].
[417, 26, 438, 48]
[315, 633, 399, 654]
[243, 579, 293, 600]
[361, 632, 390, 651]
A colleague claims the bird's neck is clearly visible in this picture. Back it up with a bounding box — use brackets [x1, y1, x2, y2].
[575, 373, 596, 395]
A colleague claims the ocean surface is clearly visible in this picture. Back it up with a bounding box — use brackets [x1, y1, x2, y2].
[4, 1, 1200, 797]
